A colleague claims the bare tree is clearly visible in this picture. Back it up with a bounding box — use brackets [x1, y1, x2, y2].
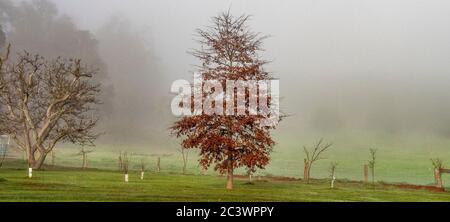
[431, 158, 444, 188]
[118, 151, 123, 171]
[246, 167, 256, 182]
[140, 158, 146, 180]
[0, 0, 113, 116]
[150, 153, 172, 173]
[156, 156, 160, 173]
[329, 162, 338, 188]
[77, 146, 93, 169]
[120, 152, 131, 182]
[0, 45, 101, 169]
[178, 147, 189, 174]
[303, 138, 333, 183]
[363, 164, 369, 183]
[368, 148, 377, 183]
[431, 158, 443, 169]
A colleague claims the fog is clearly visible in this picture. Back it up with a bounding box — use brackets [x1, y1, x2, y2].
[3, 0, 450, 151]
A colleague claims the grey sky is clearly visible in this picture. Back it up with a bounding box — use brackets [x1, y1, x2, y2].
[50, 0, 450, 135]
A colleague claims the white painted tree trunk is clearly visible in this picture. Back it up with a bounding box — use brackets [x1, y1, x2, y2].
[124, 174, 129, 182]
[28, 168, 32, 178]
[140, 171, 144, 180]
[331, 175, 336, 188]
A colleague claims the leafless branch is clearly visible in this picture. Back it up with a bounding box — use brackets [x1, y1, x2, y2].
[0, 47, 101, 169]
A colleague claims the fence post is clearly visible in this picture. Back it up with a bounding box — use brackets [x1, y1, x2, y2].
[364, 164, 369, 183]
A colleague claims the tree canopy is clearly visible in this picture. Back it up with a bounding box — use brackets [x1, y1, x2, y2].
[0, 47, 101, 169]
[171, 12, 280, 189]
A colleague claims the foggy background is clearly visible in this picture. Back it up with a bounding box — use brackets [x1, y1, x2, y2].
[2, 0, 450, 152]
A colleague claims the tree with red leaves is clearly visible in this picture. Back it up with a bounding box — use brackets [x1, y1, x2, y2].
[171, 11, 280, 189]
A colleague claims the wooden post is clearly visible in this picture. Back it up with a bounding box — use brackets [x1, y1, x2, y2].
[363, 164, 369, 183]
[434, 167, 443, 188]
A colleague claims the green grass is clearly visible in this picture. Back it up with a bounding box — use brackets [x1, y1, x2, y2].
[269, 130, 450, 185]
[0, 168, 449, 201]
[2, 130, 450, 201]
[12, 130, 447, 186]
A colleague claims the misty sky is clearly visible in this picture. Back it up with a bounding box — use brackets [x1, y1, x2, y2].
[47, 0, 450, 138]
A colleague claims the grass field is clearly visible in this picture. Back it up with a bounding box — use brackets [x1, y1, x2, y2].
[1, 130, 450, 201]
[269, 130, 450, 185]
[8, 130, 447, 186]
[0, 168, 450, 201]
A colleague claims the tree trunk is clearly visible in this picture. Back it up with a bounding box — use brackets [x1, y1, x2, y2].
[27, 149, 36, 168]
[82, 153, 87, 169]
[182, 149, 188, 174]
[118, 154, 123, 171]
[25, 145, 50, 170]
[226, 161, 234, 190]
[304, 159, 310, 182]
[31, 152, 47, 170]
[226, 169, 234, 190]
[156, 157, 161, 173]
[371, 166, 375, 183]
[307, 166, 312, 183]
[331, 174, 336, 188]
[363, 164, 369, 183]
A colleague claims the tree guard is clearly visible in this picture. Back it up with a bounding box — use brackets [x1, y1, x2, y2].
[434, 167, 450, 189]
[363, 164, 369, 183]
